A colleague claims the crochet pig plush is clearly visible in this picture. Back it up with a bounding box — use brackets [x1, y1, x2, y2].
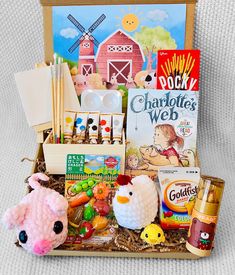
[2, 173, 68, 256]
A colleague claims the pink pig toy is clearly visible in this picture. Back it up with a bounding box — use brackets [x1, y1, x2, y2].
[2, 173, 68, 256]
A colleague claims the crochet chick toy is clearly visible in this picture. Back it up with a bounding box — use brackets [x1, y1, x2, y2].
[2, 173, 68, 256]
[113, 175, 158, 230]
[140, 224, 165, 245]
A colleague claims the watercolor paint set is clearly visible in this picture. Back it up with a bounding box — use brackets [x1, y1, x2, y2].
[1, 0, 226, 260]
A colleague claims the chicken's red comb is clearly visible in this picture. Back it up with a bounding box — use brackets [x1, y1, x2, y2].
[116, 174, 132, 186]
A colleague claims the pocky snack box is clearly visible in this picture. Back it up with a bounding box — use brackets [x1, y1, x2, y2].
[158, 167, 200, 230]
[157, 50, 200, 91]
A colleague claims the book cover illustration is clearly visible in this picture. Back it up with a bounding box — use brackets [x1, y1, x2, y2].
[157, 50, 200, 91]
[52, 4, 186, 107]
[126, 89, 199, 172]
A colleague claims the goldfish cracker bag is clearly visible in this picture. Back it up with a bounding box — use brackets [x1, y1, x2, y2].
[158, 167, 200, 230]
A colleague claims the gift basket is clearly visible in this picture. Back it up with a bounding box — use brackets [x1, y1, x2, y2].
[2, 0, 225, 259]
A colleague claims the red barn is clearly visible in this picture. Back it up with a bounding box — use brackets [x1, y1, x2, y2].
[95, 29, 145, 84]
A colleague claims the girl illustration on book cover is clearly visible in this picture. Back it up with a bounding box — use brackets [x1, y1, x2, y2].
[153, 124, 184, 166]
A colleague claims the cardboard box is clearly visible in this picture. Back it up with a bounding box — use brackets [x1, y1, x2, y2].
[32, 0, 199, 259]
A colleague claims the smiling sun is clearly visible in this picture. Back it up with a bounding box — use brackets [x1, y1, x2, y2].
[116, 7, 142, 33]
[122, 13, 139, 32]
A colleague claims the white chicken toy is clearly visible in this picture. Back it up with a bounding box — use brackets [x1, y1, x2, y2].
[113, 175, 158, 230]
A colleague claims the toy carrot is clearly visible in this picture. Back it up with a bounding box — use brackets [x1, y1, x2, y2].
[69, 192, 91, 208]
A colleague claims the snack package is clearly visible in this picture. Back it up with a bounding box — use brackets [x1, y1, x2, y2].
[157, 50, 200, 91]
[186, 176, 225, 257]
[158, 167, 200, 230]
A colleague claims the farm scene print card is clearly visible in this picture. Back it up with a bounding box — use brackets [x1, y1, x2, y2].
[157, 50, 200, 91]
[52, 4, 186, 107]
[126, 89, 199, 173]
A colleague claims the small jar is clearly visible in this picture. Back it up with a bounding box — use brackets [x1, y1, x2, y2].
[186, 176, 225, 257]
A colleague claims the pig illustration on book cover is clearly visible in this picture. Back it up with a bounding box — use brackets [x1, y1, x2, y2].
[126, 89, 199, 172]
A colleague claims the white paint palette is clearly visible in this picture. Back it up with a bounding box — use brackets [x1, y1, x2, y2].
[81, 90, 122, 113]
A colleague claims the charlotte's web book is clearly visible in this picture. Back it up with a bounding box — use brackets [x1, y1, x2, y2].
[126, 89, 199, 172]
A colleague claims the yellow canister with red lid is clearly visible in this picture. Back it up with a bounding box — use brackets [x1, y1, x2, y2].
[186, 176, 225, 257]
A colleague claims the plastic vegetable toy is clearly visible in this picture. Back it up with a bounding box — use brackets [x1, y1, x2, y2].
[83, 205, 95, 221]
[93, 200, 110, 216]
[70, 190, 93, 208]
[93, 182, 109, 200]
[68, 206, 84, 228]
[71, 178, 99, 194]
[92, 216, 108, 230]
[79, 221, 94, 239]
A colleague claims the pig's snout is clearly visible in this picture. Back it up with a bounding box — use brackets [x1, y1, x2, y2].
[33, 240, 52, 256]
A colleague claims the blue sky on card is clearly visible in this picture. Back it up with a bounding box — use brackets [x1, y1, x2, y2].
[53, 4, 186, 65]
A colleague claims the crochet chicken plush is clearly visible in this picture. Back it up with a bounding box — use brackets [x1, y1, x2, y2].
[2, 173, 68, 256]
[113, 175, 159, 230]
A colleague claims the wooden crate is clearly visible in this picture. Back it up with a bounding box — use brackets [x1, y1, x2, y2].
[43, 132, 126, 174]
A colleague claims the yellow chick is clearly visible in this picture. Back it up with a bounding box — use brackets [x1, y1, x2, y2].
[140, 224, 165, 245]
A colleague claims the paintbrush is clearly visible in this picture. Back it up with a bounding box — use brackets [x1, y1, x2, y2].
[53, 53, 58, 143]
[56, 56, 61, 144]
[50, 62, 56, 143]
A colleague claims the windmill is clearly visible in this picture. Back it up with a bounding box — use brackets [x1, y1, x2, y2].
[67, 14, 106, 76]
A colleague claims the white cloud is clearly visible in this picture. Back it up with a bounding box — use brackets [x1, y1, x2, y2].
[147, 9, 168, 22]
[60, 28, 79, 39]
[97, 156, 104, 162]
